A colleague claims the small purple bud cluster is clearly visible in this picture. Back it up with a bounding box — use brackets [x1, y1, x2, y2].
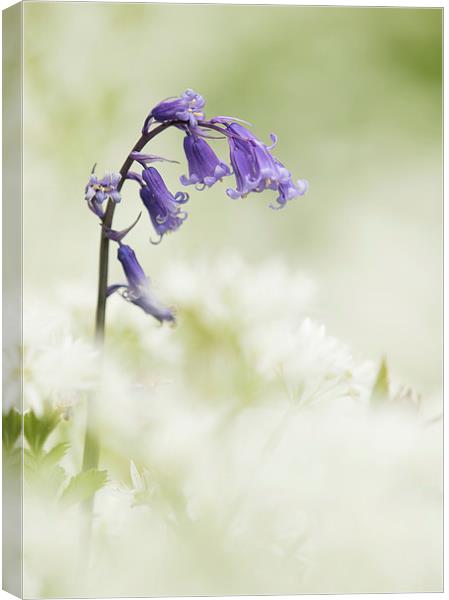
[143, 89, 206, 132]
[85, 89, 308, 324]
[85, 172, 122, 219]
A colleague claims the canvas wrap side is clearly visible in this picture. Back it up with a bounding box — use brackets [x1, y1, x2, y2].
[3, 2, 23, 598]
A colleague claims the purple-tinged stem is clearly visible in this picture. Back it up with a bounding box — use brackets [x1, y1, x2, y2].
[92, 121, 175, 342]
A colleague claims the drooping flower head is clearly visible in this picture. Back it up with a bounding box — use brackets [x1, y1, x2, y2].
[108, 244, 175, 324]
[130, 167, 189, 240]
[225, 123, 283, 199]
[222, 122, 307, 208]
[180, 134, 231, 189]
[82, 92, 309, 337]
[143, 89, 206, 133]
[85, 172, 121, 219]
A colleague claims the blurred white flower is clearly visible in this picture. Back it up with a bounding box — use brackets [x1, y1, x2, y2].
[244, 316, 375, 408]
[23, 301, 98, 414]
[22, 256, 442, 596]
[160, 254, 315, 326]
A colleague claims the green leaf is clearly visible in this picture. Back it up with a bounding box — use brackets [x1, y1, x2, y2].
[24, 410, 60, 455]
[371, 356, 390, 406]
[60, 469, 108, 507]
[42, 442, 70, 468]
[49, 465, 68, 496]
[24, 441, 71, 497]
[25, 461, 67, 498]
[2, 408, 22, 452]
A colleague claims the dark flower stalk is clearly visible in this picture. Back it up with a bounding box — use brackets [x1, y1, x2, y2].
[80, 121, 177, 550]
[92, 121, 175, 341]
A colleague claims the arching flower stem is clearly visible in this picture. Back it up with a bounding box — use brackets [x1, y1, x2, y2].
[81, 120, 179, 552]
[93, 121, 176, 342]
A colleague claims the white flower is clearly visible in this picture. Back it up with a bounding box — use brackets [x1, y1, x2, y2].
[23, 301, 98, 414]
[22, 257, 441, 595]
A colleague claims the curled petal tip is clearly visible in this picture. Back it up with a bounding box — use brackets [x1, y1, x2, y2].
[174, 191, 189, 203]
[226, 188, 242, 200]
[267, 133, 278, 150]
[297, 179, 309, 194]
[149, 234, 164, 246]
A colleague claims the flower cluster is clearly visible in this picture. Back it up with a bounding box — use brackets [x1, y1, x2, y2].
[224, 122, 308, 208]
[85, 89, 308, 323]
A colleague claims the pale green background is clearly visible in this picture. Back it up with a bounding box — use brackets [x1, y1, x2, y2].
[23, 3, 442, 398]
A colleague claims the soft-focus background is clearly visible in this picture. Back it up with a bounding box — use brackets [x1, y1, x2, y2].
[17, 3, 442, 597]
[23, 3, 442, 398]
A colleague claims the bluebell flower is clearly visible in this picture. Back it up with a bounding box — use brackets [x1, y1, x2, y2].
[223, 123, 308, 208]
[143, 89, 205, 133]
[280, 177, 308, 204]
[225, 131, 258, 199]
[137, 167, 189, 239]
[272, 161, 308, 209]
[225, 123, 283, 199]
[180, 134, 231, 189]
[107, 244, 175, 324]
[85, 172, 121, 219]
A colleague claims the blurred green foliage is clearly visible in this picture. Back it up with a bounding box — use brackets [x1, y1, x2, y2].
[22, 407, 108, 505]
[371, 356, 390, 407]
[60, 468, 108, 507]
[2, 408, 22, 452]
